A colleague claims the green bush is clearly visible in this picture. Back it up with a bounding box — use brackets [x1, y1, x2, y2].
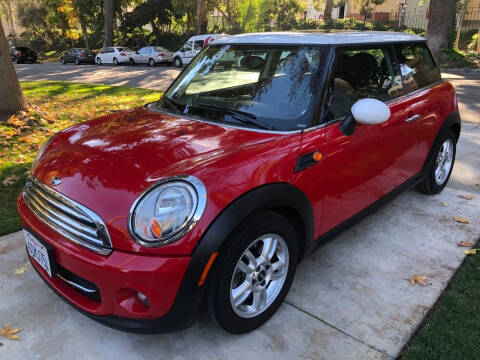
[458, 28, 478, 50]
[468, 33, 478, 52]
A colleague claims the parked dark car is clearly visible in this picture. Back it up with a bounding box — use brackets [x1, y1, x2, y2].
[10, 46, 37, 64]
[61, 48, 96, 65]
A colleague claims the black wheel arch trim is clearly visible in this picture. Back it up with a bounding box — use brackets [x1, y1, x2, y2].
[421, 109, 461, 173]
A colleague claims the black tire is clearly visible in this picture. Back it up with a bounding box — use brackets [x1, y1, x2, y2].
[74, 57, 80, 65]
[149, 58, 156, 67]
[129, 58, 135, 66]
[206, 211, 298, 334]
[174, 57, 183, 67]
[416, 129, 456, 195]
[96, 58, 102, 65]
[16, 58, 22, 64]
[113, 57, 119, 66]
[61, 57, 66, 65]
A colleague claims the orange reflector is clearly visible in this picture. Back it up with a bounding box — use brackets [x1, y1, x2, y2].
[313, 151, 323, 162]
[198, 251, 219, 286]
[150, 219, 163, 238]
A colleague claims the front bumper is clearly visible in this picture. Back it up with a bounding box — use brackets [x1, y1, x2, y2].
[17, 194, 201, 333]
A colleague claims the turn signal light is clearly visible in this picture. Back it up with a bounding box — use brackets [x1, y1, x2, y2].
[120, 52, 126, 56]
[150, 219, 163, 238]
[158, 53, 164, 57]
[313, 151, 323, 162]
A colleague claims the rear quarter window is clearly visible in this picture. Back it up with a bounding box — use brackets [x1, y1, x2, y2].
[395, 43, 441, 92]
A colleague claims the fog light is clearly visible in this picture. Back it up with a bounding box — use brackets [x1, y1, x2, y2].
[136, 291, 150, 307]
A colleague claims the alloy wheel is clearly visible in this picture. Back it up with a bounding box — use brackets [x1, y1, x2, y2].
[434, 138, 454, 185]
[229, 234, 289, 318]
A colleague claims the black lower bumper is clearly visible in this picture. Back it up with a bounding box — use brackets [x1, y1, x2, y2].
[30, 257, 202, 334]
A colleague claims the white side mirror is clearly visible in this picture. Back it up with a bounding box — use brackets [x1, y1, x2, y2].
[351, 98, 391, 125]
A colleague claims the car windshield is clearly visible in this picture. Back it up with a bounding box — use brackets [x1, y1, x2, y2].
[152, 47, 169, 52]
[155, 45, 328, 131]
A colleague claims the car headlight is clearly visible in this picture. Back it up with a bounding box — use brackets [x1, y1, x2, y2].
[31, 134, 56, 173]
[129, 175, 207, 247]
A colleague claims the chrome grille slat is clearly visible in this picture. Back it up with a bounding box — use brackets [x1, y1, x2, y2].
[26, 189, 100, 241]
[24, 177, 112, 255]
[29, 180, 92, 224]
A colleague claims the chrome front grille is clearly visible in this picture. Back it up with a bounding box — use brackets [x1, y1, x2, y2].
[24, 177, 112, 255]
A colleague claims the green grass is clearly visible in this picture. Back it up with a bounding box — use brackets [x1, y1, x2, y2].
[0, 81, 159, 236]
[401, 245, 480, 360]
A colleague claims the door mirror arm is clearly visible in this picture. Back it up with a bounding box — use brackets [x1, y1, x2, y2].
[339, 114, 356, 136]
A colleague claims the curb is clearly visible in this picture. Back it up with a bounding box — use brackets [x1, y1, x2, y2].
[441, 68, 480, 75]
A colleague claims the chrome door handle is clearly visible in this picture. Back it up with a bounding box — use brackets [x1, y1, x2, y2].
[405, 114, 421, 123]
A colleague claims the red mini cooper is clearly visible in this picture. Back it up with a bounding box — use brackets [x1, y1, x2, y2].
[18, 32, 460, 334]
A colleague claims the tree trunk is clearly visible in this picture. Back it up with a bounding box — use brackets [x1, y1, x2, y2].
[5, 0, 15, 37]
[80, 19, 89, 49]
[196, 0, 208, 34]
[426, 0, 457, 57]
[103, 0, 113, 49]
[324, 0, 334, 21]
[0, 17, 25, 116]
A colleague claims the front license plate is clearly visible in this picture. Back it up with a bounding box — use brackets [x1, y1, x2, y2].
[24, 230, 54, 277]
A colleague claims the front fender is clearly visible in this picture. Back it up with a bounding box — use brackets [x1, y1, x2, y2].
[176, 182, 314, 300]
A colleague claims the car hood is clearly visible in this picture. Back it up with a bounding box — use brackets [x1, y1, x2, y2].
[31, 107, 278, 238]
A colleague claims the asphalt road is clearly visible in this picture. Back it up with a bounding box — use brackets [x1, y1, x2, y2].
[15, 62, 181, 91]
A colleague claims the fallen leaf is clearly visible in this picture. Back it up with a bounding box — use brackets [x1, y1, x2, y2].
[463, 249, 480, 255]
[441, 202, 448, 207]
[0, 325, 21, 340]
[13, 266, 27, 275]
[458, 241, 473, 247]
[454, 216, 472, 224]
[2, 175, 19, 187]
[458, 195, 475, 200]
[409, 275, 427, 286]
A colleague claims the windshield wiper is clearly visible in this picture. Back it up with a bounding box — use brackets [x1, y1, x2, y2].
[161, 96, 181, 114]
[191, 104, 273, 130]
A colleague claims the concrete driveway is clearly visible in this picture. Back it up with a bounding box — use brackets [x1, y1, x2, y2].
[2, 65, 479, 359]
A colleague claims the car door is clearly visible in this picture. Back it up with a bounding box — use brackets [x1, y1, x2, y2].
[182, 41, 194, 64]
[143, 47, 152, 63]
[319, 45, 416, 235]
[393, 42, 446, 175]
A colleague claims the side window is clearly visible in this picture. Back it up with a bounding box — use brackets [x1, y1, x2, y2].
[395, 43, 441, 92]
[139, 48, 146, 54]
[183, 42, 192, 52]
[194, 40, 204, 50]
[107, 48, 114, 53]
[328, 46, 403, 120]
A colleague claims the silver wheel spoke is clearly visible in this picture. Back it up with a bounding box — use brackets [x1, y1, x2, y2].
[232, 280, 252, 307]
[271, 260, 286, 279]
[251, 289, 267, 311]
[261, 237, 277, 262]
[434, 139, 454, 185]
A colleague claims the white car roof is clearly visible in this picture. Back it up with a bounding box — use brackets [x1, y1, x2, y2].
[188, 34, 222, 41]
[212, 31, 424, 45]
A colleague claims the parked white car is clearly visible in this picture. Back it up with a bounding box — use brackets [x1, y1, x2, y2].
[95, 47, 136, 66]
[173, 34, 227, 67]
[128, 46, 174, 67]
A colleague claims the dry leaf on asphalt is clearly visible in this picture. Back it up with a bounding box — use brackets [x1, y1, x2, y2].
[441, 202, 448, 207]
[0, 325, 21, 340]
[13, 266, 27, 276]
[458, 195, 475, 200]
[2, 175, 19, 187]
[454, 216, 472, 224]
[463, 249, 480, 255]
[409, 275, 427, 286]
[458, 241, 474, 247]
